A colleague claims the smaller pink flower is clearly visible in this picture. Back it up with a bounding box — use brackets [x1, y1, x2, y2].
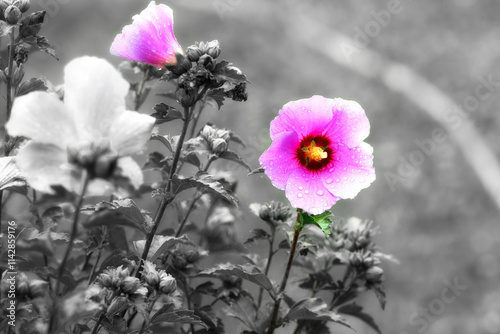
[110, 1, 183, 67]
[259, 96, 376, 215]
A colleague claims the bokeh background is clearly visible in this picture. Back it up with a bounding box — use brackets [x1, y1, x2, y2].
[4, 0, 500, 333]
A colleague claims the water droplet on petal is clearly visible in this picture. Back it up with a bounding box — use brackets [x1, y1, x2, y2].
[316, 190, 324, 196]
[298, 193, 303, 198]
[326, 178, 333, 184]
[298, 186, 303, 190]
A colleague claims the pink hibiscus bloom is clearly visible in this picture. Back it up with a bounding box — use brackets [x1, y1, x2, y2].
[110, 1, 183, 67]
[259, 96, 376, 215]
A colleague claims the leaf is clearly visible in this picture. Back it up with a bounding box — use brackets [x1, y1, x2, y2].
[300, 211, 333, 237]
[16, 77, 48, 97]
[106, 297, 129, 318]
[244, 229, 270, 245]
[248, 167, 264, 176]
[36, 36, 59, 60]
[150, 103, 183, 124]
[338, 303, 381, 334]
[133, 235, 191, 262]
[180, 151, 201, 168]
[172, 171, 238, 206]
[284, 298, 352, 329]
[151, 133, 179, 153]
[213, 60, 248, 85]
[219, 150, 252, 172]
[206, 88, 225, 110]
[0, 157, 27, 193]
[83, 199, 147, 234]
[151, 303, 208, 329]
[222, 292, 259, 333]
[199, 263, 274, 292]
[373, 286, 386, 310]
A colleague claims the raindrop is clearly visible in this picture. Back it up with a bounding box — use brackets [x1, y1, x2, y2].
[298, 186, 303, 191]
[298, 193, 303, 198]
[316, 190, 324, 196]
[326, 178, 333, 184]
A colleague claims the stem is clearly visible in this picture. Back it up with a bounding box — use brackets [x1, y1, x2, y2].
[0, 28, 17, 221]
[138, 298, 157, 334]
[134, 66, 150, 110]
[136, 106, 191, 278]
[48, 174, 90, 333]
[87, 228, 106, 285]
[188, 103, 205, 138]
[174, 192, 203, 238]
[266, 213, 301, 334]
[90, 312, 105, 334]
[256, 229, 275, 311]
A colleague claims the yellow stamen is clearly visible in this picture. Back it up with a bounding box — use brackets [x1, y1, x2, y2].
[303, 143, 328, 162]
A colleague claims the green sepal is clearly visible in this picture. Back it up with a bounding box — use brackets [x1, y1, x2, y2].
[299, 210, 333, 237]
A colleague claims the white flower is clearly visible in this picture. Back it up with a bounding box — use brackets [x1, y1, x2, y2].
[6, 56, 155, 195]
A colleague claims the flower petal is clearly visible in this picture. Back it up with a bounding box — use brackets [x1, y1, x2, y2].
[270, 95, 335, 140]
[285, 168, 339, 215]
[321, 142, 376, 199]
[109, 109, 155, 156]
[115, 156, 144, 190]
[324, 98, 370, 147]
[6, 91, 78, 148]
[16, 142, 80, 194]
[64, 56, 129, 142]
[110, 1, 182, 67]
[259, 131, 301, 190]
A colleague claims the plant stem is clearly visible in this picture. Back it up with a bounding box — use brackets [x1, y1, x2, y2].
[266, 213, 301, 334]
[174, 192, 203, 238]
[134, 66, 151, 110]
[136, 105, 191, 278]
[49, 174, 90, 334]
[256, 229, 276, 311]
[138, 297, 157, 334]
[90, 313, 105, 334]
[188, 102, 205, 138]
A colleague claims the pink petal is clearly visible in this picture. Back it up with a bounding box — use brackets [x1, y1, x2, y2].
[270, 95, 335, 140]
[285, 168, 340, 215]
[321, 142, 376, 199]
[324, 98, 370, 148]
[109, 110, 155, 156]
[6, 92, 78, 148]
[64, 57, 129, 142]
[110, 1, 182, 67]
[16, 142, 80, 194]
[259, 131, 301, 190]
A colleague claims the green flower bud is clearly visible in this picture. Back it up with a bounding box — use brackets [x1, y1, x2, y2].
[186, 45, 203, 62]
[19, 10, 45, 38]
[14, 0, 29, 12]
[206, 40, 221, 59]
[12, 63, 24, 86]
[172, 254, 188, 270]
[4, 5, 22, 24]
[97, 273, 113, 288]
[121, 276, 141, 294]
[198, 54, 215, 71]
[158, 272, 176, 294]
[365, 266, 384, 284]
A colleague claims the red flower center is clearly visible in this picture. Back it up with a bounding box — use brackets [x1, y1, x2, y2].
[296, 135, 333, 171]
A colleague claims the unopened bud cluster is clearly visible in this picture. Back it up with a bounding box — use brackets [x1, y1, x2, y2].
[199, 123, 231, 156]
[140, 261, 177, 295]
[251, 201, 293, 229]
[1, 0, 30, 24]
[95, 266, 147, 298]
[1, 272, 47, 302]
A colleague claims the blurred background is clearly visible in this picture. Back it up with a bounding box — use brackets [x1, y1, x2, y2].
[5, 0, 500, 333]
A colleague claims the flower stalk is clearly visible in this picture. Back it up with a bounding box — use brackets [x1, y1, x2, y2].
[266, 212, 302, 334]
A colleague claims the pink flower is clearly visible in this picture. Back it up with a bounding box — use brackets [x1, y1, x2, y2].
[259, 96, 376, 215]
[6, 56, 155, 195]
[110, 1, 183, 67]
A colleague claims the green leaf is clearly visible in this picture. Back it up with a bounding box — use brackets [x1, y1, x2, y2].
[223, 292, 263, 333]
[244, 228, 270, 245]
[206, 88, 226, 110]
[219, 150, 252, 172]
[133, 235, 192, 262]
[284, 298, 352, 329]
[338, 303, 381, 334]
[35, 36, 59, 60]
[82, 199, 148, 234]
[16, 77, 48, 97]
[172, 171, 238, 206]
[213, 60, 248, 85]
[0, 157, 27, 193]
[150, 103, 183, 124]
[151, 133, 179, 153]
[248, 167, 264, 176]
[151, 303, 208, 329]
[300, 211, 333, 237]
[199, 263, 274, 293]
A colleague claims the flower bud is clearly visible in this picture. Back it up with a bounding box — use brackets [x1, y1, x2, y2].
[121, 276, 141, 294]
[0, 1, 10, 20]
[14, 0, 29, 13]
[4, 5, 22, 24]
[211, 138, 228, 155]
[185, 249, 200, 263]
[176, 89, 197, 108]
[198, 54, 215, 71]
[19, 10, 45, 38]
[143, 270, 160, 287]
[172, 254, 187, 270]
[158, 273, 176, 294]
[12, 63, 24, 86]
[97, 273, 113, 288]
[365, 266, 384, 284]
[186, 45, 203, 62]
[206, 40, 221, 59]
